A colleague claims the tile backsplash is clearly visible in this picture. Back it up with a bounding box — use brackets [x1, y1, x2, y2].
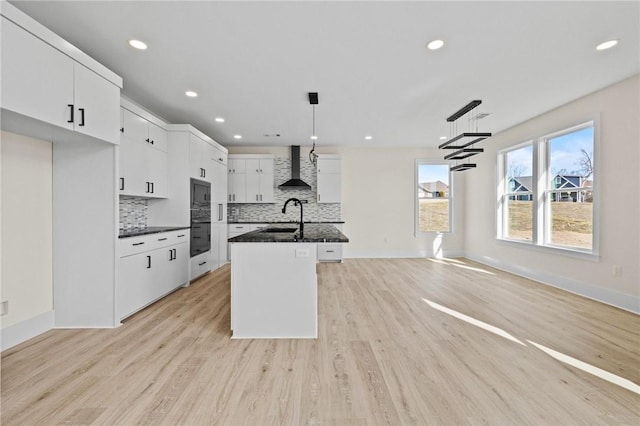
[228, 156, 341, 222]
[119, 197, 148, 231]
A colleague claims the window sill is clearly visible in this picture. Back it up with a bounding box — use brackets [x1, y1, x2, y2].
[496, 237, 600, 262]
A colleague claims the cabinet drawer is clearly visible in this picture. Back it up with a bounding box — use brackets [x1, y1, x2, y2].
[120, 235, 157, 257]
[153, 229, 189, 248]
[191, 252, 211, 280]
[228, 224, 252, 234]
[318, 243, 343, 262]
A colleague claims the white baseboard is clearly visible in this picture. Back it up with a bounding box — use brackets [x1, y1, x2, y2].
[465, 252, 640, 314]
[1, 310, 55, 351]
[344, 248, 465, 259]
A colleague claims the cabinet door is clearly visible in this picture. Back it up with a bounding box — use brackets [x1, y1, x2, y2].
[189, 135, 203, 179]
[229, 173, 247, 203]
[317, 158, 341, 174]
[210, 224, 220, 271]
[147, 147, 168, 198]
[201, 143, 215, 183]
[1, 17, 74, 130]
[212, 161, 228, 204]
[148, 122, 167, 152]
[120, 134, 148, 196]
[122, 109, 148, 144]
[73, 62, 120, 143]
[229, 159, 246, 174]
[246, 173, 261, 202]
[259, 159, 274, 174]
[259, 173, 275, 203]
[118, 253, 152, 319]
[246, 159, 260, 175]
[218, 222, 228, 267]
[317, 173, 342, 203]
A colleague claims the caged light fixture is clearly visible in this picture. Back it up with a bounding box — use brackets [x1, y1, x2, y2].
[308, 92, 319, 166]
[439, 100, 491, 171]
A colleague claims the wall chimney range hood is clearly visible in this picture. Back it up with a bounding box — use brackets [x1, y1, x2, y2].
[279, 145, 312, 189]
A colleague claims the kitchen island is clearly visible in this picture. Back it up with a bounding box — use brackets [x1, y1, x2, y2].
[228, 223, 348, 339]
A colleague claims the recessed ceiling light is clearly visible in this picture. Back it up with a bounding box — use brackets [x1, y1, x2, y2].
[234, 135, 242, 139]
[596, 39, 619, 51]
[185, 91, 198, 98]
[128, 39, 147, 50]
[427, 39, 445, 50]
[215, 117, 225, 123]
[440, 136, 447, 140]
[364, 136, 373, 140]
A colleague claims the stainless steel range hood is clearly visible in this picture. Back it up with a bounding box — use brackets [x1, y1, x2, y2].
[279, 145, 311, 189]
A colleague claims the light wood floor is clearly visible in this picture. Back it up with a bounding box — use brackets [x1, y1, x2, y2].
[2, 258, 639, 425]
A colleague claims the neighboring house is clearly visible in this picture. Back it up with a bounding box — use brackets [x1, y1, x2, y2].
[418, 181, 449, 198]
[552, 174, 589, 202]
[508, 176, 533, 201]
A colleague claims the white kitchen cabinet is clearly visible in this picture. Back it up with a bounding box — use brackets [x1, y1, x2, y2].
[229, 155, 274, 203]
[191, 251, 212, 281]
[1, 16, 120, 144]
[189, 134, 215, 181]
[228, 171, 247, 203]
[212, 151, 229, 204]
[317, 223, 344, 262]
[317, 156, 342, 203]
[119, 107, 168, 198]
[118, 230, 189, 320]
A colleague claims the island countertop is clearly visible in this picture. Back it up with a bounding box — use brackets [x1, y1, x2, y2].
[228, 223, 348, 243]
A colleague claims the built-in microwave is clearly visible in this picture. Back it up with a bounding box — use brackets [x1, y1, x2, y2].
[191, 178, 211, 210]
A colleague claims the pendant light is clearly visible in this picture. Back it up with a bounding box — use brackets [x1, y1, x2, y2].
[439, 100, 491, 172]
[308, 92, 319, 166]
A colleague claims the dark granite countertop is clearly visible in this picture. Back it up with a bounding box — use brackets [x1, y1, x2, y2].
[228, 223, 348, 243]
[119, 226, 190, 239]
[228, 220, 345, 224]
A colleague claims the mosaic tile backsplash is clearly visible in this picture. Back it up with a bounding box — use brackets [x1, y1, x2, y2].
[119, 197, 148, 231]
[228, 156, 341, 222]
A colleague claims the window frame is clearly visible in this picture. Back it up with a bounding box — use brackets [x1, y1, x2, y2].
[415, 160, 453, 235]
[498, 141, 534, 244]
[497, 120, 599, 258]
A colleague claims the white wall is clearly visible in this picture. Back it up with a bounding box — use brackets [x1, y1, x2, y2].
[228, 145, 466, 258]
[464, 75, 640, 313]
[1, 131, 54, 338]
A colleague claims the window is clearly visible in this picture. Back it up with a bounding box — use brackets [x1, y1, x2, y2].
[417, 162, 451, 232]
[502, 144, 533, 241]
[546, 125, 594, 250]
[498, 121, 596, 254]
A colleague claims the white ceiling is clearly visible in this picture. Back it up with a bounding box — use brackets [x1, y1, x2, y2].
[10, 1, 639, 148]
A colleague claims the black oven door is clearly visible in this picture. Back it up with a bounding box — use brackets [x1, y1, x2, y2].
[190, 210, 211, 257]
[191, 179, 211, 209]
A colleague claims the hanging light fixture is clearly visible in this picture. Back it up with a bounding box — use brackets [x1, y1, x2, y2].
[308, 92, 319, 166]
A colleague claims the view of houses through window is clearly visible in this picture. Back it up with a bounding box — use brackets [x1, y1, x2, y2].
[500, 122, 595, 252]
[417, 163, 450, 232]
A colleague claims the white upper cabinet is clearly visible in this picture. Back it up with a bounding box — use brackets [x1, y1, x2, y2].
[1, 16, 73, 129]
[317, 156, 342, 203]
[119, 106, 168, 198]
[229, 155, 274, 203]
[189, 134, 215, 182]
[1, 16, 120, 144]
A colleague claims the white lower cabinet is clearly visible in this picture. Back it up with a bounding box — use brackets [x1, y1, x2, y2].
[191, 251, 212, 280]
[317, 243, 343, 262]
[118, 230, 189, 320]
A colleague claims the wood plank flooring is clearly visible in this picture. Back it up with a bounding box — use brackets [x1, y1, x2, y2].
[2, 258, 639, 425]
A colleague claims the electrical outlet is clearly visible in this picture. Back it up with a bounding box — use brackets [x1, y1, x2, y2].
[613, 265, 622, 277]
[0, 301, 8, 317]
[295, 248, 310, 258]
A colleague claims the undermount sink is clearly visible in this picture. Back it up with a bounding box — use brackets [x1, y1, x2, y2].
[261, 227, 298, 233]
